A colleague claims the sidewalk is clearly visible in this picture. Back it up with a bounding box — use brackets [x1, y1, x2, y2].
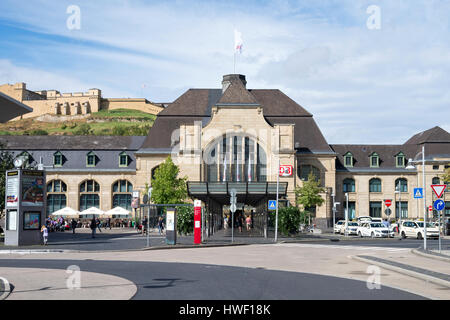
[0, 267, 137, 300]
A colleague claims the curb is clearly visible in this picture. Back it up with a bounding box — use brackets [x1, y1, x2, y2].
[350, 255, 450, 289]
[411, 249, 450, 263]
[0, 249, 74, 255]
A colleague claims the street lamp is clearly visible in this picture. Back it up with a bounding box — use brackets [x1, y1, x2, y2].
[405, 145, 427, 250]
[331, 192, 340, 234]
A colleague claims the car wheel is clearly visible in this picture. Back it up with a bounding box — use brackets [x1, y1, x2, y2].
[401, 232, 406, 239]
[417, 232, 423, 240]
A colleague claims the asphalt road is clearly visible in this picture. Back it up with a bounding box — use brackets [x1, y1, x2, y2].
[0, 258, 426, 300]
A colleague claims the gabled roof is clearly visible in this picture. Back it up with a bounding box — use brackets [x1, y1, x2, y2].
[404, 126, 450, 145]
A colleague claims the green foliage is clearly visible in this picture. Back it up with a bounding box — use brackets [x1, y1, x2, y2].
[0, 143, 14, 212]
[442, 167, 450, 184]
[60, 124, 67, 130]
[295, 172, 325, 216]
[269, 206, 305, 236]
[151, 156, 188, 205]
[176, 206, 194, 235]
[73, 123, 92, 135]
[29, 129, 48, 135]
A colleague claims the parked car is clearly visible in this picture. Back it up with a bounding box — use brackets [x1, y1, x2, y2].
[340, 221, 359, 235]
[399, 220, 439, 239]
[357, 222, 390, 238]
[334, 220, 345, 234]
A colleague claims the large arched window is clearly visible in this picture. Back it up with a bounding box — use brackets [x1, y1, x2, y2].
[47, 180, 67, 215]
[395, 178, 408, 192]
[298, 165, 320, 182]
[205, 135, 267, 182]
[79, 180, 100, 211]
[343, 178, 355, 193]
[112, 180, 133, 210]
[369, 178, 382, 192]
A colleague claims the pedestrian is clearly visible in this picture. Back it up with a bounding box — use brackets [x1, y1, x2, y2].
[90, 217, 97, 238]
[238, 212, 243, 233]
[158, 216, 164, 235]
[41, 224, 48, 245]
[246, 215, 251, 231]
[142, 216, 148, 236]
[224, 215, 228, 230]
[96, 217, 102, 233]
[71, 218, 77, 234]
[107, 217, 111, 230]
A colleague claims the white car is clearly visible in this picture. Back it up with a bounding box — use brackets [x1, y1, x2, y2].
[357, 222, 390, 238]
[334, 220, 345, 234]
[399, 221, 440, 239]
[340, 222, 359, 235]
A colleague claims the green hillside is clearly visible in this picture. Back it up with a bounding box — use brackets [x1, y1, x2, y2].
[0, 109, 156, 136]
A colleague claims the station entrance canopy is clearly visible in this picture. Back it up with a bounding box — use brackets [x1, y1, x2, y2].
[187, 182, 288, 206]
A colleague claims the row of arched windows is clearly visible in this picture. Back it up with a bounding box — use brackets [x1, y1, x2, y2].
[342, 177, 446, 193]
[46, 179, 133, 214]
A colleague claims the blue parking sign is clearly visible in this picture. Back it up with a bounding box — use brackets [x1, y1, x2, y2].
[413, 188, 423, 199]
[268, 200, 277, 210]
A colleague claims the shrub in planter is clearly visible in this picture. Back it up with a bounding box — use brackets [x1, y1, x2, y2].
[177, 206, 194, 235]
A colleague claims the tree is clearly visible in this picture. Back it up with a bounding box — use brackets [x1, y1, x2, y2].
[294, 172, 325, 222]
[0, 143, 14, 214]
[442, 167, 450, 185]
[150, 156, 188, 205]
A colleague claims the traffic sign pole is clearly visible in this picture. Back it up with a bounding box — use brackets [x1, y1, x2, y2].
[275, 158, 280, 243]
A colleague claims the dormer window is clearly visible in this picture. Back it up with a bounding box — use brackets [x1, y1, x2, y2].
[54, 151, 63, 167]
[86, 151, 97, 167]
[344, 152, 353, 167]
[370, 152, 379, 168]
[119, 152, 129, 167]
[395, 152, 405, 168]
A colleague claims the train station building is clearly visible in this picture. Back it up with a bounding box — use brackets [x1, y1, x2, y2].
[1, 74, 449, 231]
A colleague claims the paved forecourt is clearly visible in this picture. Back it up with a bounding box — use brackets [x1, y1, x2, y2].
[1, 242, 449, 299]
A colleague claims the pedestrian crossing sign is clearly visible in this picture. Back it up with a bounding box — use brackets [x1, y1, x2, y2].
[268, 200, 277, 210]
[413, 188, 423, 199]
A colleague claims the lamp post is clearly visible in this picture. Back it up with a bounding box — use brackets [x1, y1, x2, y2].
[345, 192, 349, 237]
[405, 145, 427, 250]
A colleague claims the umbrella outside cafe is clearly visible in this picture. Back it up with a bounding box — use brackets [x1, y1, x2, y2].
[50, 207, 80, 218]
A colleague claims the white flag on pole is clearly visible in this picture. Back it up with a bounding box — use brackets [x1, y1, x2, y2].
[234, 29, 243, 54]
[248, 155, 252, 182]
[223, 154, 227, 182]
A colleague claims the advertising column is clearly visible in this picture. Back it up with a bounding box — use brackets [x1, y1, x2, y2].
[194, 200, 202, 244]
[5, 169, 46, 246]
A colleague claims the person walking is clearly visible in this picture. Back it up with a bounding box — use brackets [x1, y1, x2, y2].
[107, 217, 112, 230]
[71, 218, 77, 234]
[224, 215, 228, 230]
[41, 224, 48, 245]
[246, 215, 251, 231]
[158, 216, 164, 235]
[90, 217, 97, 238]
[96, 217, 102, 233]
[142, 216, 148, 236]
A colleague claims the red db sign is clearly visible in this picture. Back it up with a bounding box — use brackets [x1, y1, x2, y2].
[279, 165, 293, 177]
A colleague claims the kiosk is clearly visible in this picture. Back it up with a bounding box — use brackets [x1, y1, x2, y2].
[4, 169, 46, 246]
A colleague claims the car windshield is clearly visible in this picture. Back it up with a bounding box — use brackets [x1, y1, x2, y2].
[370, 223, 384, 228]
[416, 222, 434, 228]
[348, 222, 358, 226]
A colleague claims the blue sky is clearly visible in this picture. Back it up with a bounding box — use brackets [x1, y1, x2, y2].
[0, 0, 449, 144]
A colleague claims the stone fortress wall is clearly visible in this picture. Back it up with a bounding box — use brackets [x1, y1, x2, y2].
[0, 82, 164, 120]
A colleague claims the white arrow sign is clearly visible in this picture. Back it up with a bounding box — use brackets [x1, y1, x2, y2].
[431, 185, 447, 198]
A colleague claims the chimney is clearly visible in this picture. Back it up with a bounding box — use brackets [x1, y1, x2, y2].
[222, 74, 247, 93]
